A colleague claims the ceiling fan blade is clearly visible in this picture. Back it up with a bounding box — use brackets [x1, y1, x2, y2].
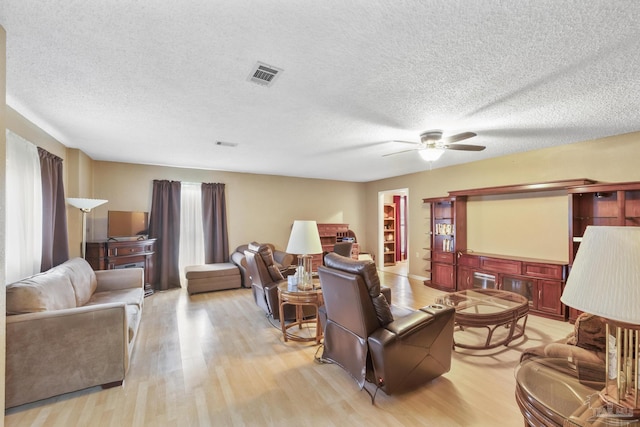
[382, 148, 418, 157]
[393, 140, 420, 145]
[441, 132, 477, 144]
[443, 143, 486, 151]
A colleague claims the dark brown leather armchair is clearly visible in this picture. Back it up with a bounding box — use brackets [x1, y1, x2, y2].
[232, 242, 295, 288]
[332, 241, 353, 258]
[244, 243, 303, 322]
[318, 253, 455, 400]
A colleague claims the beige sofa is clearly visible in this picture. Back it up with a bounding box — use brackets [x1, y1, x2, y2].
[5, 257, 145, 408]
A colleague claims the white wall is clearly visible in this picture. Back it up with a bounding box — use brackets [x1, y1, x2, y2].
[1, 24, 8, 423]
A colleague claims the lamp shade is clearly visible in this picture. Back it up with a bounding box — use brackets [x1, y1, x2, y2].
[286, 220, 323, 255]
[561, 226, 640, 325]
[418, 148, 445, 162]
[66, 198, 108, 210]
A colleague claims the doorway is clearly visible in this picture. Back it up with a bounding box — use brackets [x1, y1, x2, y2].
[378, 188, 409, 276]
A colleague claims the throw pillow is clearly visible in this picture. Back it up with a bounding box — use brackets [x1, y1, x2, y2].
[568, 312, 606, 353]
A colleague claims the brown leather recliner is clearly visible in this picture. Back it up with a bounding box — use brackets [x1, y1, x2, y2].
[318, 253, 455, 400]
[244, 243, 306, 321]
[232, 242, 295, 288]
[332, 241, 353, 258]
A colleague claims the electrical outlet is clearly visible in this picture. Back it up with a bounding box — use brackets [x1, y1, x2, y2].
[416, 252, 420, 258]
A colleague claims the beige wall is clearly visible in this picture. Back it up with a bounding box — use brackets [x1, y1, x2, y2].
[65, 148, 95, 258]
[1, 24, 7, 422]
[91, 162, 367, 253]
[366, 131, 640, 279]
[6, 107, 66, 160]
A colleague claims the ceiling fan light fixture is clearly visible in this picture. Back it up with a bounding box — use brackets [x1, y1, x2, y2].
[418, 148, 445, 162]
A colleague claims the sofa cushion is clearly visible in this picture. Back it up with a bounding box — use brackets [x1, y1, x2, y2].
[60, 258, 98, 306]
[6, 269, 77, 314]
[184, 263, 240, 279]
[86, 288, 144, 309]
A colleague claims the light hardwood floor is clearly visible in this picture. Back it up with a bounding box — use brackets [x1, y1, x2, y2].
[5, 272, 572, 426]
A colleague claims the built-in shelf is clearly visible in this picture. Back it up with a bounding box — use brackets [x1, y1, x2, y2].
[383, 204, 396, 266]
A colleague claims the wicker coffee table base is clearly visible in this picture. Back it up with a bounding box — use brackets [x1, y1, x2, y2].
[454, 306, 529, 350]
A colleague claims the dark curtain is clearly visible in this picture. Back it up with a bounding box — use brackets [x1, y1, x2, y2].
[38, 148, 69, 270]
[201, 183, 229, 263]
[148, 180, 182, 290]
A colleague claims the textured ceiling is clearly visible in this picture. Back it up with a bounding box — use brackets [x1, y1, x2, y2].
[1, 1, 640, 182]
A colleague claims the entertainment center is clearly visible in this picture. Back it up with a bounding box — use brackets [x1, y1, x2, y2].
[423, 178, 609, 321]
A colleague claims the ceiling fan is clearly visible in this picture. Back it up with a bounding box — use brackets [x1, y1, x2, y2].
[383, 130, 485, 161]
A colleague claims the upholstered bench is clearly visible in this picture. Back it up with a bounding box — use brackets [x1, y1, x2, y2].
[185, 263, 242, 295]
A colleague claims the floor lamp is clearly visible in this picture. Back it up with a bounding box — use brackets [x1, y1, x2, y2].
[561, 226, 640, 417]
[66, 198, 108, 258]
[286, 220, 323, 290]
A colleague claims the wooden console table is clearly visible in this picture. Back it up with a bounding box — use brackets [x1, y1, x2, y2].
[86, 238, 157, 290]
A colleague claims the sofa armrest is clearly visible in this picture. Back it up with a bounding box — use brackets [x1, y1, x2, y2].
[95, 268, 145, 292]
[6, 303, 129, 408]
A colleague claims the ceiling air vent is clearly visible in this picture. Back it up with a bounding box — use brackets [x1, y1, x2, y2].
[247, 61, 283, 87]
[215, 141, 238, 147]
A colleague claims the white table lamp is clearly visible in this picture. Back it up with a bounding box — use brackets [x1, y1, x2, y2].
[286, 220, 323, 290]
[561, 226, 640, 416]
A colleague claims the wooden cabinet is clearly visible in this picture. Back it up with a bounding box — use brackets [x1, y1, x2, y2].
[313, 223, 359, 270]
[86, 238, 157, 290]
[566, 181, 640, 321]
[423, 179, 594, 317]
[422, 196, 467, 291]
[568, 181, 640, 263]
[457, 252, 567, 320]
[383, 204, 396, 266]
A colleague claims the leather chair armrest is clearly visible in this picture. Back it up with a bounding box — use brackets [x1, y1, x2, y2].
[371, 306, 455, 345]
[230, 251, 246, 267]
[273, 251, 295, 268]
[263, 280, 287, 318]
[380, 310, 434, 339]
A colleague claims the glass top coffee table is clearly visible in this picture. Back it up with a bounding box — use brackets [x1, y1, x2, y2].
[435, 288, 529, 350]
[516, 357, 640, 426]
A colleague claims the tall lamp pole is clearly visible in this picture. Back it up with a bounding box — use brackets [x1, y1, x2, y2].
[66, 198, 108, 258]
